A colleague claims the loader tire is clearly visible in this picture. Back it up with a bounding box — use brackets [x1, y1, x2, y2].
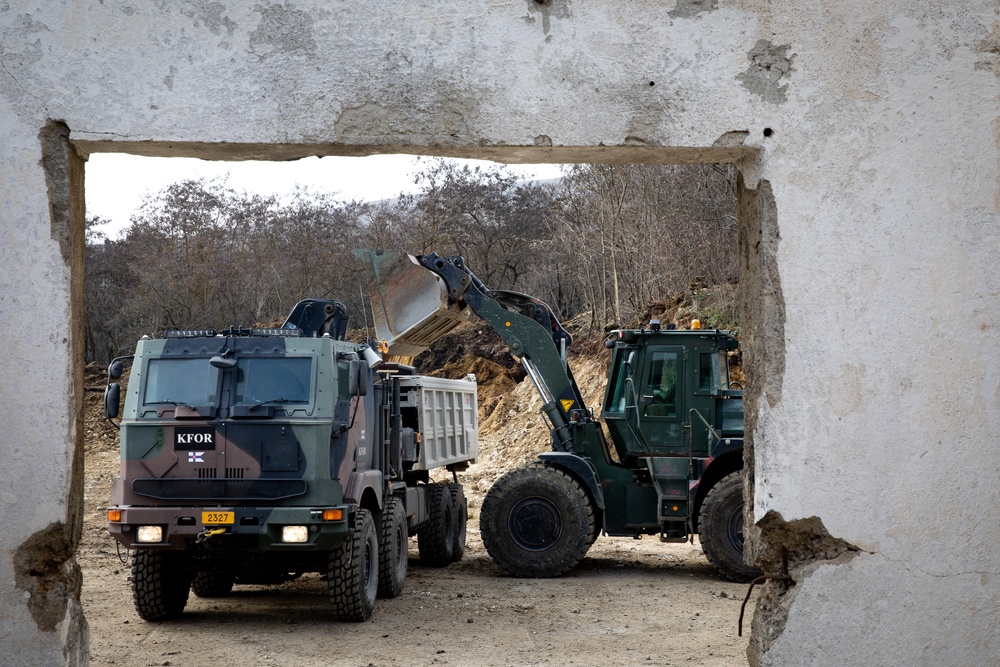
[699, 472, 762, 582]
[480, 463, 594, 578]
[131, 550, 192, 621]
[417, 483, 456, 567]
[448, 483, 468, 562]
[191, 568, 235, 598]
[328, 509, 378, 621]
[377, 497, 408, 599]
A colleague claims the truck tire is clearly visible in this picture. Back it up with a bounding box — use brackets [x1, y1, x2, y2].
[328, 509, 378, 621]
[448, 483, 467, 562]
[480, 463, 595, 578]
[699, 472, 762, 582]
[377, 497, 408, 599]
[191, 568, 235, 598]
[131, 550, 192, 621]
[417, 483, 456, 567]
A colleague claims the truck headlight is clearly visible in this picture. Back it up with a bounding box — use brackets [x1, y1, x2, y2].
[136, 525, 163, 543]
[281, 525, 309, 543]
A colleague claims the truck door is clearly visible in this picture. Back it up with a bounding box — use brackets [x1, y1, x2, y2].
[636, 346, 687, 455]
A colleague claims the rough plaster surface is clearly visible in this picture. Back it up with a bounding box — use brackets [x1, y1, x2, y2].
[2, 2, 999, 665]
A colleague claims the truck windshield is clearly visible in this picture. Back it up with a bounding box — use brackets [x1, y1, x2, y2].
[235, 357, 312, 405]
[144, 358, 220, 407]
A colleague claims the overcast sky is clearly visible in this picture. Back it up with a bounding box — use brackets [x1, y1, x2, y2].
[85, 153, 565, 239]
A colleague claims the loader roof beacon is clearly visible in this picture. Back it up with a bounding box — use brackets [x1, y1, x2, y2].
[104, 298, 478, 622]
[362, 251, 760, 582]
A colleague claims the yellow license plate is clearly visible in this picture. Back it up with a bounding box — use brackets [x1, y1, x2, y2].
[202, 511, 235, 525]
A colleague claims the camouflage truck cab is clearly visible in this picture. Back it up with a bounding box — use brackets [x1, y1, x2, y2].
[105, 300, 477, 622]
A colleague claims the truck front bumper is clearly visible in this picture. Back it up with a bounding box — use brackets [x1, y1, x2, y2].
[107, 504, 352, 551]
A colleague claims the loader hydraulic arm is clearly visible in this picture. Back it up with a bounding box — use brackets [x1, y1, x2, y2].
[415, 253, 586, 452]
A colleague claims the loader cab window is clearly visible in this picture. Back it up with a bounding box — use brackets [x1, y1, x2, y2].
[235, 357, 312, 406]
[643, 351, 678, 418]
[604, 351, 630, 414]
[699, 353, 714, 391]
[696, 351, 730, 394]
[143, 358, 220, 407]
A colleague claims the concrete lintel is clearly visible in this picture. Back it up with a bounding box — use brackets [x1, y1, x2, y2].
[71, 139, 756, 166]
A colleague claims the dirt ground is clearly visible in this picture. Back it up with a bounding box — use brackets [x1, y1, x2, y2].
[79, 334, 756, 667]
[80, 459, 756, 667]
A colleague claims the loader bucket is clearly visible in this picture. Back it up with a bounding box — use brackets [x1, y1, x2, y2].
[356, 250, 470, 358]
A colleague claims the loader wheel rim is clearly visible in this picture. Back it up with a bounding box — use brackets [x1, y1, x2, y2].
[508, 496, 562, 552]
[728, 505, 745, 555]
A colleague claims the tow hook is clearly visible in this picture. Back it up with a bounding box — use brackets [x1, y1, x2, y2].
[196, 527, 227, 544]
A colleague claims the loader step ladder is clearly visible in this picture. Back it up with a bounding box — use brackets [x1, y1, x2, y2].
[644, 456, 690, 543]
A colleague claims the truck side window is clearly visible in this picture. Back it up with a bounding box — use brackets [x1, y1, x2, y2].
[645, 351, 677, 417]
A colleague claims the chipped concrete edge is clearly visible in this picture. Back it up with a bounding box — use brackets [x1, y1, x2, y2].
[745, 513, 866, 666]
[736, 171, 783, 547]
[24, 119, 89, 665]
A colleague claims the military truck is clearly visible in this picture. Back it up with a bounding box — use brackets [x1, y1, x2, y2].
[363, 251, 760, 582]
[104, 299, 477, 621]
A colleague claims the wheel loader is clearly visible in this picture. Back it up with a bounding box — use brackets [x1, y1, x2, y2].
[361, 250, 761, 582]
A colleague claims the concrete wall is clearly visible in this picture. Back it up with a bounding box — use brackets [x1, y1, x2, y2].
[1, 1, 997, 664]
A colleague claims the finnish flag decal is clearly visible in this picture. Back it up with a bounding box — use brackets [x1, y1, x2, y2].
[188, 451, 205, 463]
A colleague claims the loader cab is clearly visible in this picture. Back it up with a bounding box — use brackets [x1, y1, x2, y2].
[601, 327, 741, 464]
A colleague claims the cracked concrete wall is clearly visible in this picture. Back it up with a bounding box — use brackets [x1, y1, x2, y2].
[2, 2, 998, 665]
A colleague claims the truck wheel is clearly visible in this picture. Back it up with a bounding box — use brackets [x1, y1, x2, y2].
[377, 497, 408, 599]
[699, 472, 762, 582]
[131, 550, 192, 621]
[480, 463, 595, 578]
[448, 483, 467, 562]
[328, 509, 379, 621]
[417, 483, 456, 567]
[191, 568, 235, 598]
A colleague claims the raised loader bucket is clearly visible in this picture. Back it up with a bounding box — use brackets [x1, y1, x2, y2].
[356, 250, 470, 358]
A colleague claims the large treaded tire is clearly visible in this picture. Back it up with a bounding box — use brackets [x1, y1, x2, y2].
[328, 509, 379, 621]
[131, 550, 192, 621]
[480, 463, 595, 578]
[699, 472, 762, 582]
[191, 568, 235, 598]
[448, 483, 468, 562]
[417, 483, 456, 567]
[377, 497, 408, 599]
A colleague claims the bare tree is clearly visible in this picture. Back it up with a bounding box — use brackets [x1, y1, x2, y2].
[84, 162, 737, 365]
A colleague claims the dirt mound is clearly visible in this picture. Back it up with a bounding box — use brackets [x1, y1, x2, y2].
[413, 320, 523, 375]
[83, 363, 121, 454]
[462, 355, 609, 490]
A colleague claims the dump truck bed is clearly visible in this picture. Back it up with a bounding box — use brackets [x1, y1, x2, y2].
[400, 375, 478, 469]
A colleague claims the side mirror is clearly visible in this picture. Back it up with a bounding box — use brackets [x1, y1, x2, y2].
[361, 344, 383, 369]
[210, 355, 237, 369]
[348, 360, 369, 397]
[108, 360, 123, 380]
[104, 383, 121, 419]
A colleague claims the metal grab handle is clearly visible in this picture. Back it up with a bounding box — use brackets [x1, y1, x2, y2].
[688, 408, 721, 443]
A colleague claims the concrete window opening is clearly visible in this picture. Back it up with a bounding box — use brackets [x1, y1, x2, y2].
[75, 147, 764, 666]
